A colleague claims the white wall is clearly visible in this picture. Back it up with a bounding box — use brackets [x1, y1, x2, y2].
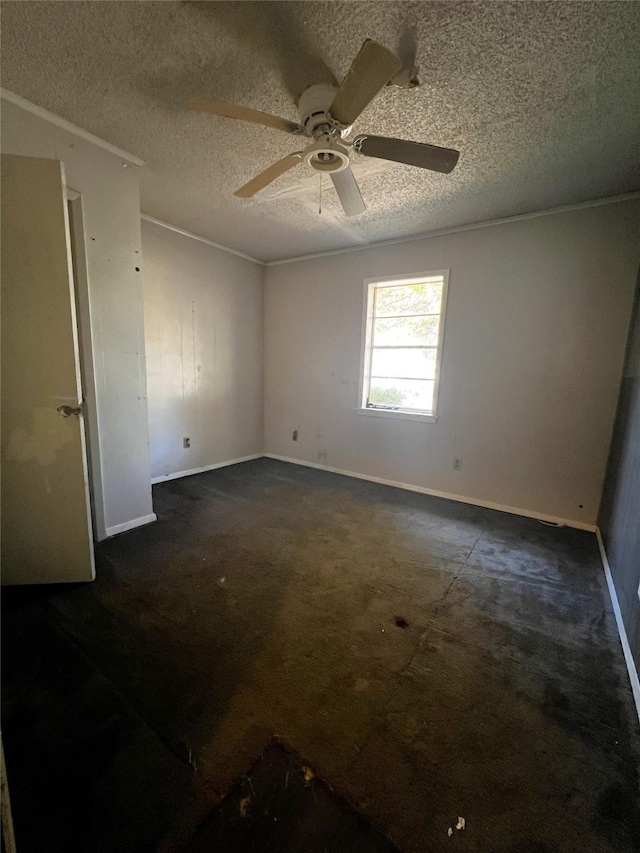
[142, 220, 264, 481]
[265, 199, 640, 526]
[1, 99, 154, 539]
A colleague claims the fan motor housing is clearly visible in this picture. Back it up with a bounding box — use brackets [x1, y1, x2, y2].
[298, 84, 351, 138]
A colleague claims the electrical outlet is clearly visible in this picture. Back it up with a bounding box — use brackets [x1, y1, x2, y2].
[453, 457, 462, 470]
[183, 437, 191, 449]
[318, 449, 327, 463]
[292, 429, 298, 442]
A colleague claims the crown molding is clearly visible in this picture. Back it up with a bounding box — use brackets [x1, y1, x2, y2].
[140, 215, 265, 265]
[1, 88, 145, 166]
[265, 191, 640, 266]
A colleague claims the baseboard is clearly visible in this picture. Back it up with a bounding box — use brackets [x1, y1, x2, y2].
[151, 454, 264, 485]
[106, 513, 157, 538]
[596, 529, 640, 725]
[263, 454, 597, 532]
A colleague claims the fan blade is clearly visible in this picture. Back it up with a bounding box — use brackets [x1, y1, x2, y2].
[188, 97, 302, 135]
[354, 134, 460, 174]
[330, 167, 366, 217]
[329, 40, 402, 126]
[234, 152, 303, 198]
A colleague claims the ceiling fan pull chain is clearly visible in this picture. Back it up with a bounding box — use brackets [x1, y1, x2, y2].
[318, 174, 323, 215]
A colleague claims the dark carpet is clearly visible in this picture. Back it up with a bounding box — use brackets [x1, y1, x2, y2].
[184, 739, 399, 853]
[2, 458, 639, 852]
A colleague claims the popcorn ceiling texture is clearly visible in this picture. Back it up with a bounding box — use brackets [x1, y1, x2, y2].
[2, 1, 639, 261]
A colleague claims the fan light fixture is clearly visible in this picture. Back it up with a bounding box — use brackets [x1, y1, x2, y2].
[303, 138, 350, 173]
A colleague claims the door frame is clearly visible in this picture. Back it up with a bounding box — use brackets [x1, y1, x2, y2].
[66, 189, 107, 541]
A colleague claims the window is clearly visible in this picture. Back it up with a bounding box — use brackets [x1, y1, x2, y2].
[358, 271, 449, 422]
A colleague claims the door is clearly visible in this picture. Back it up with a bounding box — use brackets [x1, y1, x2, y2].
[1, 154, 95, 584]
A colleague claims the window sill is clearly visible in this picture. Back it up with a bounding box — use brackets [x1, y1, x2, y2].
[355, 407, 438, 424]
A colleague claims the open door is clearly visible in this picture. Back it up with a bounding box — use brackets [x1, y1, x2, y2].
[1, 154, 95, 584]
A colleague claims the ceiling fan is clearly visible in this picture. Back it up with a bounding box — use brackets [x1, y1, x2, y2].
[188, 39, 460, 217]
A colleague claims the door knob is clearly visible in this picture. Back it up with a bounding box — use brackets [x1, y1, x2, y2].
[57, 404, 83, 417]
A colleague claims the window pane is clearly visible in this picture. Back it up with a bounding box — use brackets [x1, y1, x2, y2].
[371, 347, 436, 380]
[375, 281, 442, 317]
[369, 378, 435, 411]
[373, 315, 440, 347]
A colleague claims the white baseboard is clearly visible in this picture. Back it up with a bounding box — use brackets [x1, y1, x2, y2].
[106, 513, 157, 538]
[151, 454, 263, 485]
[596, 529, 640, 725]
[264, 453, 597, 532]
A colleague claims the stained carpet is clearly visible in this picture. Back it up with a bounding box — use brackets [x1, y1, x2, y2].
[2, 458, 639, 852]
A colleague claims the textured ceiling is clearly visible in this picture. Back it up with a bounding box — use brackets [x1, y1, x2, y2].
[2, 1, 640, 262]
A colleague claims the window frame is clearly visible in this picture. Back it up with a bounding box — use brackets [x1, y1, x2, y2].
[356, 270, 450, 423]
